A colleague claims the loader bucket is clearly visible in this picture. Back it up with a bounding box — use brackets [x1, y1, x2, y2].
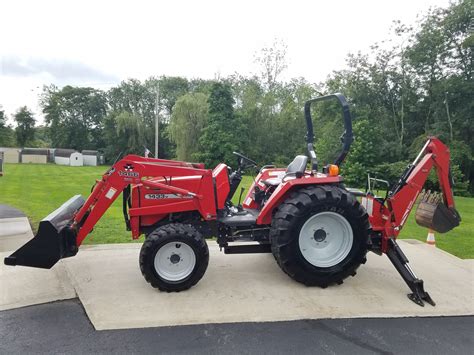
[4, 195, 85, 269]
[415, 199, 460, 234]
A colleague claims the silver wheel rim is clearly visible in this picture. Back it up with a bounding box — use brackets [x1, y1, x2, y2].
[154, 242, 196, 281]
[298, 211, 353, 268]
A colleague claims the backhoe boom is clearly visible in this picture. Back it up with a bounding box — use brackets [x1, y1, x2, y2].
[365, 137, 461, 306]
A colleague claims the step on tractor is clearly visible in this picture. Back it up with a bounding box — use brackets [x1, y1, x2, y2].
[5, 94, 461, 306]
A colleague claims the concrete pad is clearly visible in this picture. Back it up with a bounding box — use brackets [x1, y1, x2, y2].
[0, 253, 76, 311]
[0, 217, 33, 252]
[64, 240, 474, 330]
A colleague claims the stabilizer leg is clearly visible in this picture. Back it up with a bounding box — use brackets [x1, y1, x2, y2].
[386, 239, 435, 307]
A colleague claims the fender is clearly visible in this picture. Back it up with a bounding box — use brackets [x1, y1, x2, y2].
[256, 174, 342, 225]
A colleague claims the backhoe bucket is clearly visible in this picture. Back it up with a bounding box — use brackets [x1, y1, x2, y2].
[4, 195, 85, 269]
[415, 193, 460, 233]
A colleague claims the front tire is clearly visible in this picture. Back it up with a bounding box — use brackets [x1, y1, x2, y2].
[270, 185, 370, 287]
[139, 223, 209, 292]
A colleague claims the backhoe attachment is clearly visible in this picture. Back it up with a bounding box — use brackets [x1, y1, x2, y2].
[4, 195, 85, 269]
[365, 137, 461, 307]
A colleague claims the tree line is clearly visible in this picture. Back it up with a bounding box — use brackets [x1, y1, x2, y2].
[0, 1, 471, 194]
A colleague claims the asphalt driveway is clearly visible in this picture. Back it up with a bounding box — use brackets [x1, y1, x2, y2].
[1, 299, 472, 354]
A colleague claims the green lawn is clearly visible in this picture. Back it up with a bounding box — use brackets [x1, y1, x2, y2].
[0, 163, 134, 245]
[0, 164, 472, 258]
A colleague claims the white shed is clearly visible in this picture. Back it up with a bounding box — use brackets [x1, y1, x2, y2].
[54, 149, 74, 165]
[21, 148, 48, 164]
[82, 150, 98, 166]
[70, 152, 84, 166]
[1, 148, 21, 163]
[54, 149, 83, 166]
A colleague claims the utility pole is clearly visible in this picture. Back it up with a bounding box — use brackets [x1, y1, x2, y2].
[444, 91, 453, 142]
[155, 83, 160, 158]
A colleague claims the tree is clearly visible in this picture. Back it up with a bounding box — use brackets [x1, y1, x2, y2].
[195, 83, 241, 168]
[254, 39, 288, 92]
[108, 79, 155, 125]
[103, 111, 147, 161]
[31, 126, 51, 148]
[343, 119, 383, 186]
[14, 106, 35, 147]
[8, 1, 468, 193]
[405, 0, 473, 191]
[149, 76, 189, 116]
[41, 85, 107, 150]
[169, 93, 209, 161]
[0, 107, 15, 147]
[107, 78, 178, 159]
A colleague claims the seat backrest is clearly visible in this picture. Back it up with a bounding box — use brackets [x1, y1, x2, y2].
[286, 155, 308, 177]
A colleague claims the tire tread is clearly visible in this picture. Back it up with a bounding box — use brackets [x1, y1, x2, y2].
[139, 223, 209, 292]
[270, 185, 370, 287]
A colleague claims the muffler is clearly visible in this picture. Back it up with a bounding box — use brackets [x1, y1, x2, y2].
[4, 195, 85, 269]
[415, 191, 461, 233]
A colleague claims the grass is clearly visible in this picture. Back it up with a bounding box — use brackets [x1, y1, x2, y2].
[0, 164, 472, 258]
[0, 163, 135, 245]
[399, 196, 472, 258]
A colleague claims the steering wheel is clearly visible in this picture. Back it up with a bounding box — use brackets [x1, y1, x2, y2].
[232, 151, 257, 169]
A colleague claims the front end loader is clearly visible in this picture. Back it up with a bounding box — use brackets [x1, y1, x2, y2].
[5, 94, 461, 306]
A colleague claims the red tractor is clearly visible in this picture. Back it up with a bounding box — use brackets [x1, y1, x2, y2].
[5, 94, 460, 306]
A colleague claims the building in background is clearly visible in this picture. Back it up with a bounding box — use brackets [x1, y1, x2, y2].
[70, 151, 83, 166]
[21, 148, 48, 164]
[82, 150, 98, 166]
[54, 149, 75, 165]
[0, 147, 102, 166]
[0, 148, 20, 164]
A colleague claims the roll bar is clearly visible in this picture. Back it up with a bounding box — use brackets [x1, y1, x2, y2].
[304, 93, 353, 171]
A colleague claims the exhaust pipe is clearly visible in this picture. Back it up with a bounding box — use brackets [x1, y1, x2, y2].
[4, 195, 85, 269]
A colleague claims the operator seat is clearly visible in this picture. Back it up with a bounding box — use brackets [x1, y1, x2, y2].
[262, 155, 308, 187]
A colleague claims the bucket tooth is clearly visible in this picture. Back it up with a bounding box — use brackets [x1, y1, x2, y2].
[4, 195, 85, 269]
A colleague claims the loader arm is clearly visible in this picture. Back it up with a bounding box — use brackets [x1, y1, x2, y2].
[5, 155, 215, 269]
[74, 156, 214, 245]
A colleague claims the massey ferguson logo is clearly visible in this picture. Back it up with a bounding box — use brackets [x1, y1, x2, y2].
[119, 170, 139, 178]
[119, 163, 139, 178]
[123, 163, 134, 171]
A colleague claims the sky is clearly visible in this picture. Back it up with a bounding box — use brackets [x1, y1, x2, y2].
[0, 0, 452, 124]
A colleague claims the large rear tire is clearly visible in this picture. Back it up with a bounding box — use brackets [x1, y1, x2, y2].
[270, 185, 370, 287]
[139, 223, 209, 292]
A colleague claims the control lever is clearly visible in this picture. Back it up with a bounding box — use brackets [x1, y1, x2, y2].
[237, 187, 245, 210]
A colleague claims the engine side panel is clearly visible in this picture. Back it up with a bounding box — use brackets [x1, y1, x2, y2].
[130, 174, 214, 234]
